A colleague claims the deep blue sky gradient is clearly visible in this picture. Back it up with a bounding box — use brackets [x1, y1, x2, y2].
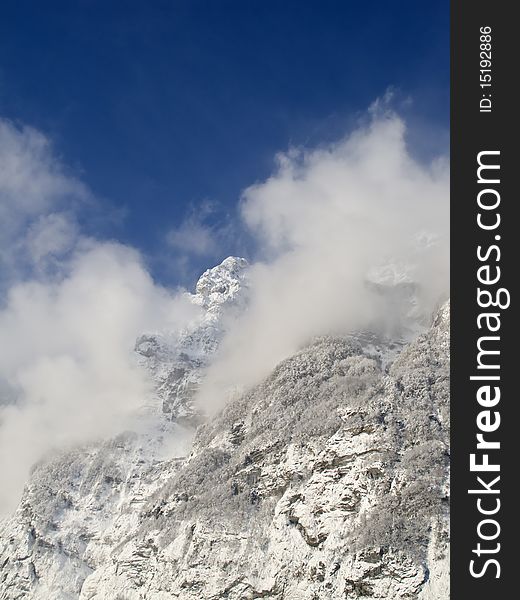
[0, 0, 449, 285]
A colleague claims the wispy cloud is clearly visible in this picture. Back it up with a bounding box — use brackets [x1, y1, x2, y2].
[0, 119, 90, 293]
[197, 108, 449, 410]
[166, 201, 220, 257]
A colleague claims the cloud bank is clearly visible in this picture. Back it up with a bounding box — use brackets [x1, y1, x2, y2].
[0, 119, 199, 514]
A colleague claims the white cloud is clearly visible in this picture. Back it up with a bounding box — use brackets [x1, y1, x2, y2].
[167, 219, 217, 256]
[0, 118, 89, 288]
[0, 241, 200, 513]
[0, 120, 201, 514]
[0, 119, 87, 216]
[197, 111, 449, 410]
[165, 200, 223, 259]
[24, 212, 78, 265]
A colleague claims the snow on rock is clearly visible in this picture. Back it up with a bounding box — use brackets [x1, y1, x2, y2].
[134, 256, 249, 422]
[0, 257, 449, 600]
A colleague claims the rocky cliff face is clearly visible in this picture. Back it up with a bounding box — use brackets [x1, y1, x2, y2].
[0, 259, 449, 600]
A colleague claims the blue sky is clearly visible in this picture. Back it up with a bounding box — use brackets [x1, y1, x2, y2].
[0, 0, 449, 286]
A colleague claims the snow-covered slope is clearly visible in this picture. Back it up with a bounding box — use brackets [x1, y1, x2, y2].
[0, 258, 449, 600]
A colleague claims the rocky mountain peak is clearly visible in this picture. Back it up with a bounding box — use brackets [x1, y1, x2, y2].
[193, 256, 249, 313]
[134, 257, 250, 421]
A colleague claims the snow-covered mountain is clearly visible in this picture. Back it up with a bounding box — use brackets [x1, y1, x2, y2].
[0, 257, 449, 600]
[134, 256, 249, 423]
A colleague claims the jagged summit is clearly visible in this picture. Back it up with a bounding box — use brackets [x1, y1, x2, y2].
[134, 257, 249, 421]
[193, 256, 249, 313]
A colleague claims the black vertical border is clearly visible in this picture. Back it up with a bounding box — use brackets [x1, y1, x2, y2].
[451, 1, 517, 596]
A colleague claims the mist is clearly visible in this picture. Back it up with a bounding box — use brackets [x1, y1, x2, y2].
[197, 110, 449, 409]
